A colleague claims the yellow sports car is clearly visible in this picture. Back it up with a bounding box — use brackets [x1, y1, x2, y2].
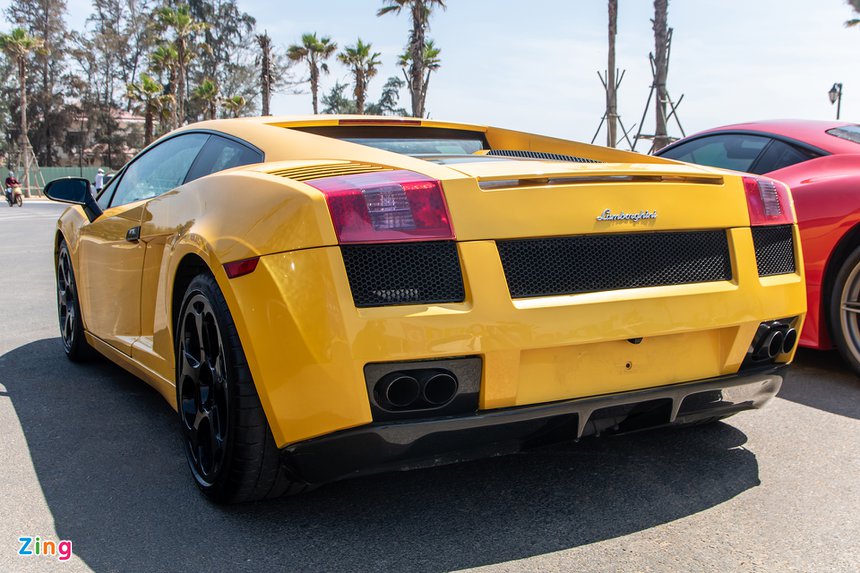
[46, 116, 806, 502]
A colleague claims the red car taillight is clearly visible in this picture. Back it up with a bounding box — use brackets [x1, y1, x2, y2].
[306, 170, 455, 244]
[742, 176, 795, 226]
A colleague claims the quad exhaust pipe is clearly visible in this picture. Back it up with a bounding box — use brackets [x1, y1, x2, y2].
[375, 369, 459, 411]
[751, 323, 798, 361]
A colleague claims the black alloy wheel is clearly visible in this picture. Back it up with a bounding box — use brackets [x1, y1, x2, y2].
[175, 273, 305, 502]
[177, 292, 230, 487]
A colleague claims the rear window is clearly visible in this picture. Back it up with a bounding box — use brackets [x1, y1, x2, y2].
[343, 137, 483, 155]
[294, 125, 488, 156]
[826, 125, 860, 144]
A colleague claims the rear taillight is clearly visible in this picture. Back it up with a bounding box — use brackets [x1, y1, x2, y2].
[306, 170, 454, 243]
[742, 176, 795, 226]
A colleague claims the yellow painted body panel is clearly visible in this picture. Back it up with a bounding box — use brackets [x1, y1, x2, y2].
[52, 115, 807, 450]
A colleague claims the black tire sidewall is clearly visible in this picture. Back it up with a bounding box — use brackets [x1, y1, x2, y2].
[57, 240, 90, 361]
[829, 244, 860, 374]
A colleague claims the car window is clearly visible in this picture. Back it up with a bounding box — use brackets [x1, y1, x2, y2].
[751, 139, 819, 174]
[110, 133, 209, 207]
[184, 135, 262, 183]
[826, 125, 860, 144]
[96, 173, 121, 210]
[659, 134, 770, 172]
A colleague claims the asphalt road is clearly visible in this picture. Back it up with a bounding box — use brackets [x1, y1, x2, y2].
[1, 201, 858, 573]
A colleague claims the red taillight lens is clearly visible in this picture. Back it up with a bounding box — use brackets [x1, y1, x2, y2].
[742, 176, 795, 226]
[306, 170, 455, 243]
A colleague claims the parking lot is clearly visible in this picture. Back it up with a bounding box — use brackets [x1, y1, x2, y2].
[1, 202, 858, 573]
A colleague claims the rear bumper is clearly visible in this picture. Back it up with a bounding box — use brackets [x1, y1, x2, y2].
[225, 234, 805, 448]
[281, 364, 786, 485]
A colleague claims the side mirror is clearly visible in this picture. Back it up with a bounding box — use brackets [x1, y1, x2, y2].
[44, 177, 103, 223]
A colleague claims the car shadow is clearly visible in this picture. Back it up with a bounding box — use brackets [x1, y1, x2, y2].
[4, 338, 761, 573]
[777, 348, 860, 420]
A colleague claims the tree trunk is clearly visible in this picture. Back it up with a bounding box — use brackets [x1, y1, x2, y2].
[356, 71, 365, 114]
[144, 109, 153, 146]
[652, 0, 670, 151]
[310, 61, 319, 114]
[259, 33, 271, 116]
[177, 39, 186, 127]
[606, 0, 618, 148]
[410, 1, 426, 117]
[19, 57, 30, 197]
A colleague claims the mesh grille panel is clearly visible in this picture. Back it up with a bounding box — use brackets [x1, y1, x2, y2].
[751, 225, 796, 276]
[498, 230, 732, 298]
[486, 149, 601, 163]
[342, 242, 465, 307]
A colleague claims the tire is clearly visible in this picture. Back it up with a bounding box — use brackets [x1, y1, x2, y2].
[56, 240, 95, 361]
[175, 273, 306, 503]
[829, 244, 860, 375]
[15, 194, 22, 207]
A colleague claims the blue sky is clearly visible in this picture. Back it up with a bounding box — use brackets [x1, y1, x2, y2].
[8, 0, 860, 144]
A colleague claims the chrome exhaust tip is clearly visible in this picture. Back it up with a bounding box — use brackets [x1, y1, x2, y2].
[764, 330, 786, 359]
[421, 372, 458, 406]
[782, 328, 798, 355]
[379, 374, 420, 409]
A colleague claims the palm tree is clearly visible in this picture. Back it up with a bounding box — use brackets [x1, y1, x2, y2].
[193, 78, 220, 120]
[377, 0, 446, 117]
[0, 28, 45, 196]
[338, 39, 382, 114]
[127, 73, 171, 145]
[149, 44, 179, 130]
[222, 95, 246, 118]
[155, 5, 208, 127]
[398, 40, 440, 113]
[287, 33, 337, 114]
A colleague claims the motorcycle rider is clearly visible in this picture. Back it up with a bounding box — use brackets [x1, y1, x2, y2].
[5, 171, 19, 203]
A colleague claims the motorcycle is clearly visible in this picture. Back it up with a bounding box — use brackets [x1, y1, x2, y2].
[5, 185, 23, 207]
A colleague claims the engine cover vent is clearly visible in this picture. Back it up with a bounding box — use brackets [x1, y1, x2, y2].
[486, 149, 602, 164]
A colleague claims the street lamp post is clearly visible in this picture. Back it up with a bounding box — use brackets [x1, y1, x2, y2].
[829, 83, 843, 120]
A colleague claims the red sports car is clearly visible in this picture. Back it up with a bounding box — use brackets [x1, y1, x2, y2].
[656, 119, 860, 373]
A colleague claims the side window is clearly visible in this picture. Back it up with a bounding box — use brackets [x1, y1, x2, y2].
[659, 134, 770, 172]
[96, 173, 121, 210]
[184, 135, 262, 183]
[110, 133, 209, 207]
[750, 139, 819, 174]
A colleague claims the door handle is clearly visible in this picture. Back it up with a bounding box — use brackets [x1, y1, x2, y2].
[126, 226, 141, 242]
